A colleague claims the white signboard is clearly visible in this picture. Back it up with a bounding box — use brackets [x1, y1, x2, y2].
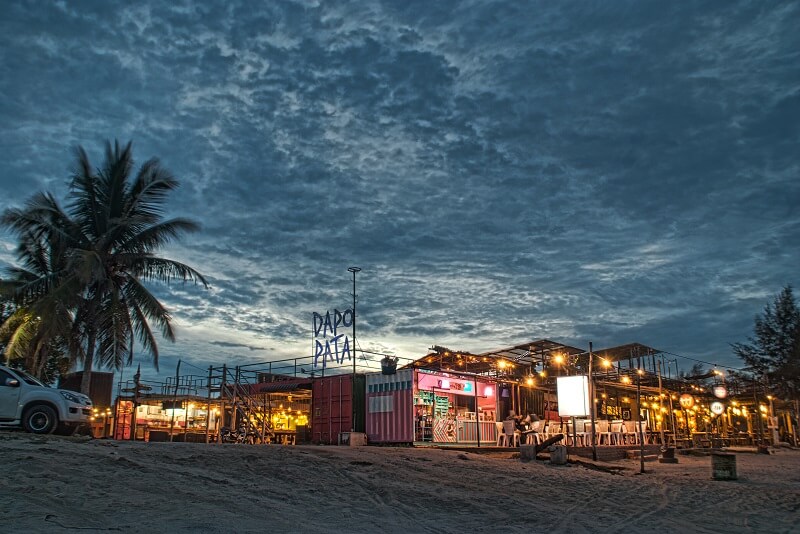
[557, 375, 591, 417]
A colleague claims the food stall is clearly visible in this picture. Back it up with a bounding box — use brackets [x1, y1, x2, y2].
[366, 368, 498, 445]
[414, 370, 497, 443]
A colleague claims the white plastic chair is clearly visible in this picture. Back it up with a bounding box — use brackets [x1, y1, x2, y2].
[522, 421, 542, 445]
[500, 420, 520, 447]
[628, 421, 647, 444]
[495, 422, 504, 446]
[595, 419, 610, 445]
[609, 420, 624, 445]
[573, 419, 589, 447]
[546, 420, 561, 439]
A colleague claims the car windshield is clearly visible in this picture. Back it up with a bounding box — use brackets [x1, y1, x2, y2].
[12, 368, 47, 387]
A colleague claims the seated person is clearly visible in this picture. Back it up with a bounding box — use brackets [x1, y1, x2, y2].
[521, 414, 541, 435]
[526, 413, 541, 431]
[506, 410, 527, 432]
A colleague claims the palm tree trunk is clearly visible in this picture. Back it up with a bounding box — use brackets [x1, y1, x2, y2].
[80, 331, 96, 395]
[35, 343, 49, 379]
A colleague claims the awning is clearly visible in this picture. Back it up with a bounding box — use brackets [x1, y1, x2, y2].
[257, 382, 309, 393]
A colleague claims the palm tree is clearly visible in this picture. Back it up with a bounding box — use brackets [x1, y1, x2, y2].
[1, 197, 77, 379]
[2, 140, 207, 393]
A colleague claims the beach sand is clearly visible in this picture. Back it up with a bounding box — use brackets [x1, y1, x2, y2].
[1, 431, 798, 533]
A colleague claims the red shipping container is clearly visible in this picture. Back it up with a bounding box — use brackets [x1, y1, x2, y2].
[311, 374, 356, 445]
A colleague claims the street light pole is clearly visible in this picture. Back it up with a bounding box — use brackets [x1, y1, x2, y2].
[348, 266, 361, 433]
[348, 267, 361, 376]
[589, 342, 597, 461]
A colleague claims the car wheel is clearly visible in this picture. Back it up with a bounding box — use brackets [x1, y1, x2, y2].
[23, 405, 58, 434]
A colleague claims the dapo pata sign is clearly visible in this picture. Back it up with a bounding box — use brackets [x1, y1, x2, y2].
[312, 309, 353, 369]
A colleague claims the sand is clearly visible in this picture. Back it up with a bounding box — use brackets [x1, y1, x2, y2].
[1, 431, 798, 533]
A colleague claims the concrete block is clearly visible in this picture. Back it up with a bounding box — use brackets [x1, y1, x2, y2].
[550, 445, 567, 465]
[338, 432, 367, 446]
[519, 444, 537, 461]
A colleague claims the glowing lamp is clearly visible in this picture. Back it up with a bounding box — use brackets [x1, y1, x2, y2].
[710, 402, 725, 415]
[679, 394, 694, 409]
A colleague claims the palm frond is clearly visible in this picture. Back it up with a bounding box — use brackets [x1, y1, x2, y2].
[95, 291, 132, 370]
[123, 256, 208, 288]
[123, 278, 174, 340]
[129, 300, 159, 370]
[118, 218, 201, 255]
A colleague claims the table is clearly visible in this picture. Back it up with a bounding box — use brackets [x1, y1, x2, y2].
[272, 430, 296, 445]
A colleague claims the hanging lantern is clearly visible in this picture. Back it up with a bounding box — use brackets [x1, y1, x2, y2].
[713, 385, 727, 399]
[679, 394, 694, 409]
[710, 401, 725, 415]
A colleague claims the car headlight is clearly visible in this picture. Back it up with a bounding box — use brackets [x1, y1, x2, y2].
[60, 391, 84, 403]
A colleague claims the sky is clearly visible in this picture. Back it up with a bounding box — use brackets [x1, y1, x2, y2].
[1, 0, 799, 383]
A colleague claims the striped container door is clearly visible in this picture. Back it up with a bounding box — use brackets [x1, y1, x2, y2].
[365, 368, 414, 444]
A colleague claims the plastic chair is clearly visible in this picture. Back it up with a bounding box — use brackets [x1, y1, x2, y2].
[609, 420, 624, 445]
[546, 420, 561, 439]
[573, 419, 588, 447]
[495, 422, 504, 446]
[629, 421, 647, 444]
[500, 420, 520, 447]
[522, 421, 542, 445]
[595, 419, 610, 445]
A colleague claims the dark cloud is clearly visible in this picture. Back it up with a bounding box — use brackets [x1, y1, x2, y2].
[208, 341, 268, 352]
[1, 0, 798, 382]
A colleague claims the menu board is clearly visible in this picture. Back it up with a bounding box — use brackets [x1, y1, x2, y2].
[416, 391, 451, 417]
[434, 395, 450, 417]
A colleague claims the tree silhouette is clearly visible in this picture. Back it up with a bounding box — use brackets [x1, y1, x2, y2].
[1, 140, 207, 393]
[732, 285, 800, 400]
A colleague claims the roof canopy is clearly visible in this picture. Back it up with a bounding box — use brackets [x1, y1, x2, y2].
[408, 339, 585, 378]
[592, 342, 662, 363]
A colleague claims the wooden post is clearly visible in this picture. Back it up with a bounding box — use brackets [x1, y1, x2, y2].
[220, 364, 227, 443]
[474, 377, 481, 448]
[169, 359, 181, 442]
[183, 401, 190, 439]
[637, 356, 644, 474]
[205, 366, 213, 444]
[232, 366, 240, 431]
[131, 364, 141, 441]
[657, 359, 665, 447]
[589, 341, 597, 461]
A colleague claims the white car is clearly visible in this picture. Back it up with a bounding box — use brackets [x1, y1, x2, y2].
[0, 365, 93, 434]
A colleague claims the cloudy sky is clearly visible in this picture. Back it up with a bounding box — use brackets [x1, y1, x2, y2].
[1, 0, 798, 382]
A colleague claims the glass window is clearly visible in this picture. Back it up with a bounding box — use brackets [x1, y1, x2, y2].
[1, 369, 17, 386]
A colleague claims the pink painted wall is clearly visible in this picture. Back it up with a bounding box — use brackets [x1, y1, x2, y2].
[365, 368, 414, 443]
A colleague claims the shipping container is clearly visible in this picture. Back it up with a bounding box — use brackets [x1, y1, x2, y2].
[59, 371, 114, 407]
[311, 373, 365, 444]
[365, 368, 415, 444]
[366, 368, 500, 445]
